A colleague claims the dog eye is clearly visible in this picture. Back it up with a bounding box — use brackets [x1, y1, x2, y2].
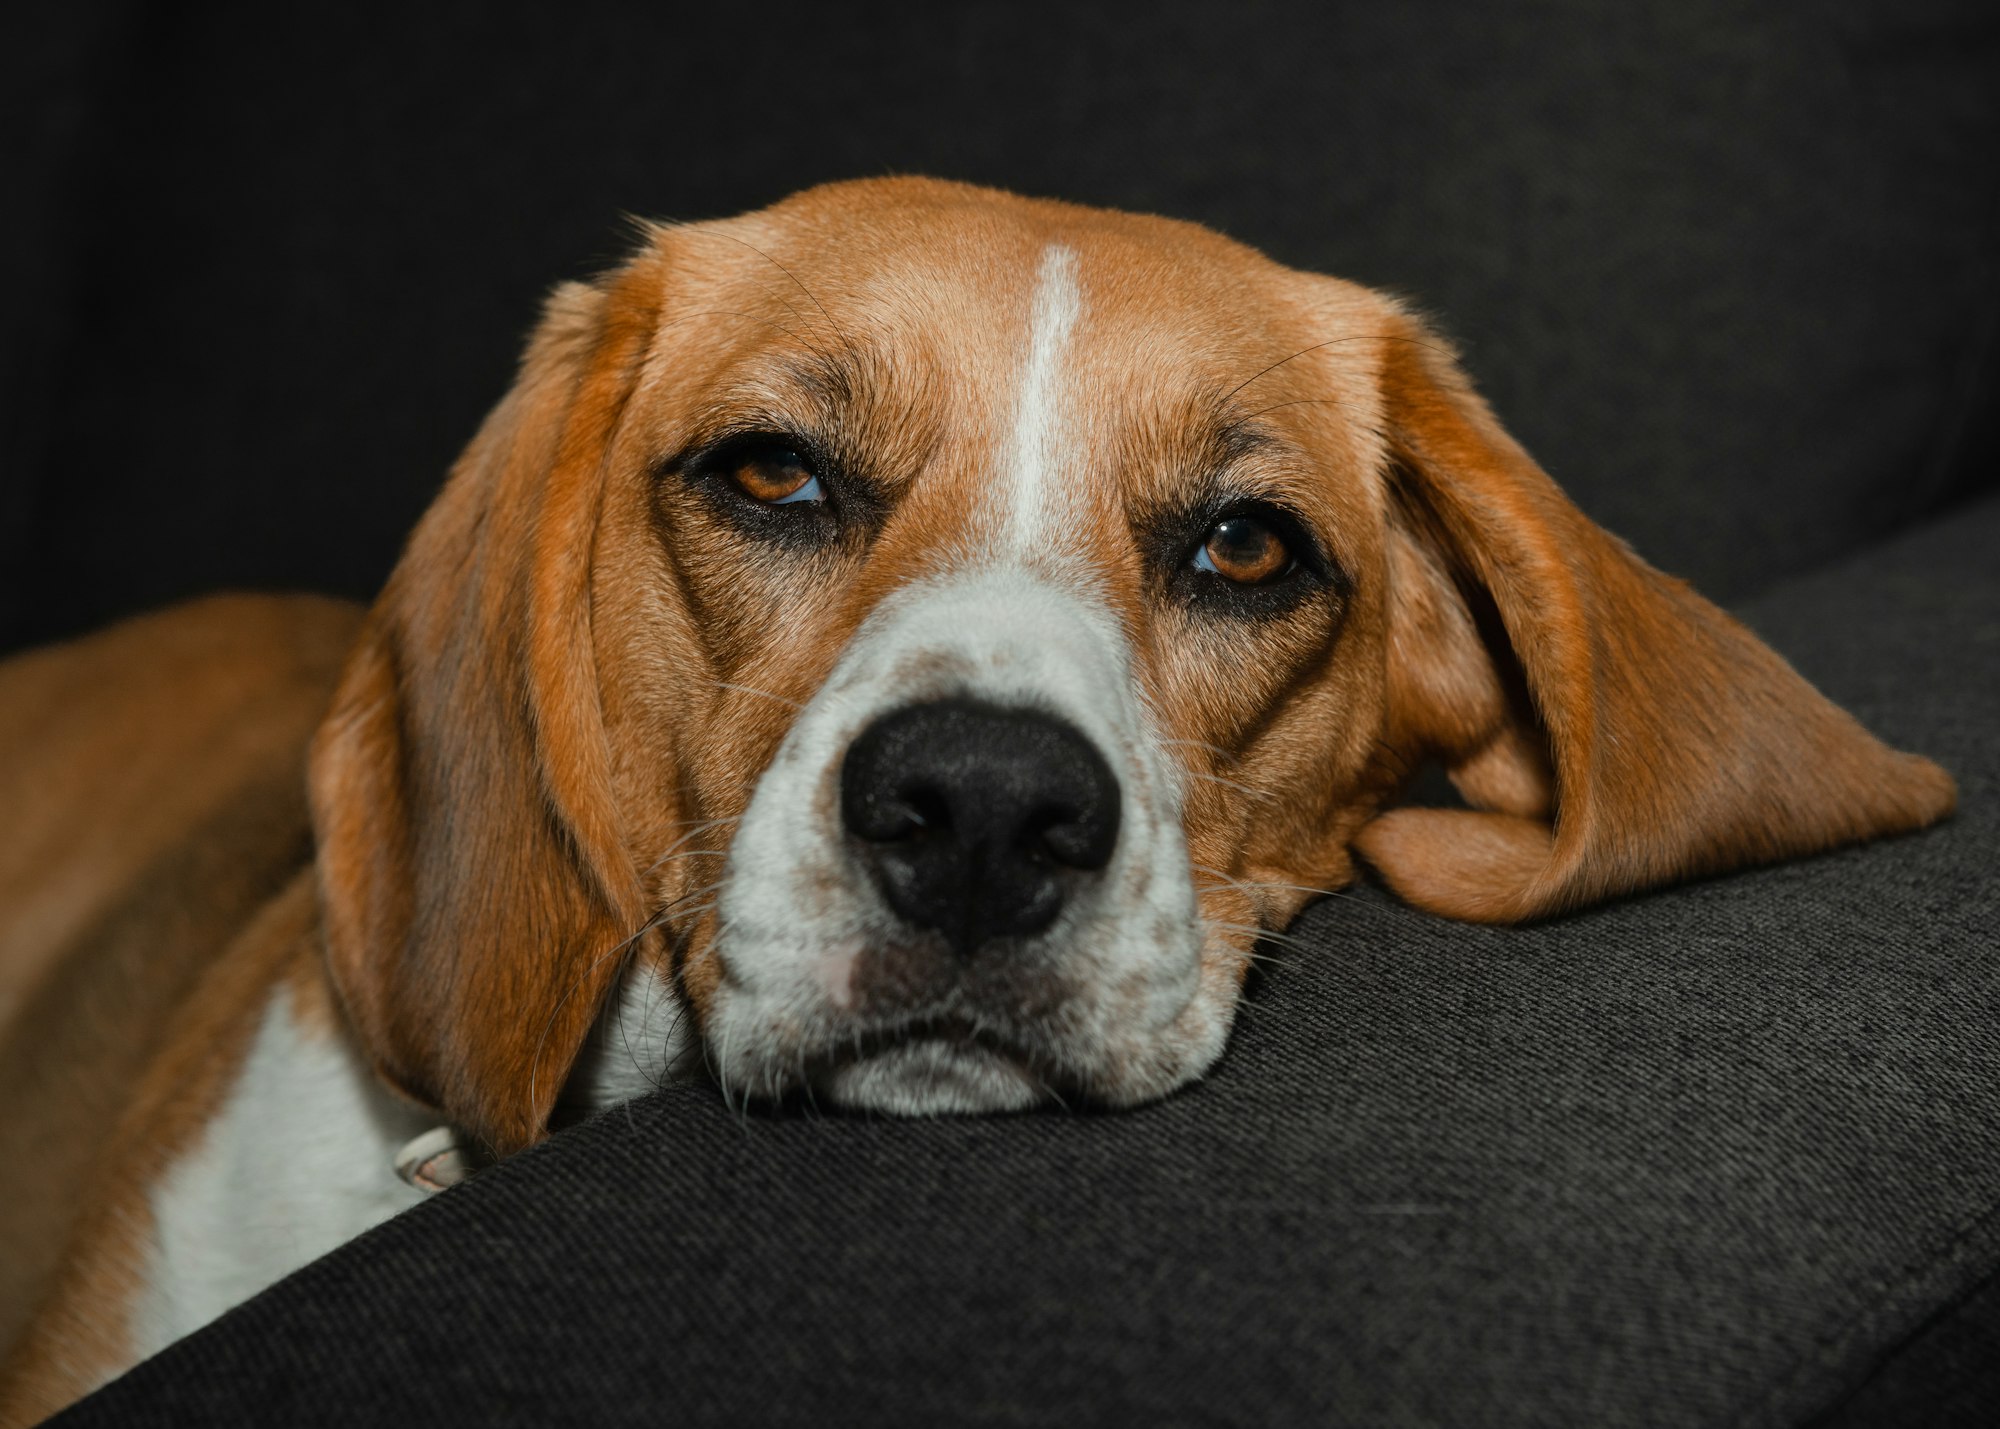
[1191, 515, 1293, 584]
[727, 446, 825, 506]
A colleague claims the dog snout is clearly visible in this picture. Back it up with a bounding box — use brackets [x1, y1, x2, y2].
[839, 699, 1121, 955]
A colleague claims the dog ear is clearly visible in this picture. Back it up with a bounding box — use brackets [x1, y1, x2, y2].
[309, 272, 660, 1154]
[1353, 307, 1954, 922]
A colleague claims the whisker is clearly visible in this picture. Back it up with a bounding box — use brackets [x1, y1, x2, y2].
[1160, 737, 1235, 760]
[615, 953, 691, 1096]
[610, 952, 661, 1093]
[734, 276, 828, 358]
[1312, 884, 1438, 930]
[712, 679, 805, 710]
[638, 816, 742, 883]
[655, 307, 821, 353]
[1204, 920, 1315, 954]
[705, 230, 864, 375]
[528, 897, 688, 1119]
[648, 996, 700, 1094]
[1202, 868, 1435, 932]
[637, 220, 844, 367]
[528, 854, 749, 1120]
[656, 887, 722, 924]
[1220, 339, 1350, 406]
[1180, 769, 1275, 803]
[1371, 736, 1422, 783]
[1195, 868, 1343, 902]
[661, 901, 719, 929]
[1239, 396, 1369, 425]
[1221, 332, 1457, 408]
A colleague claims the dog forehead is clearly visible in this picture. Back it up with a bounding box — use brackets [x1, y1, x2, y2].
[629, 182, 1390, 582]
[667, 180, 1299, 384]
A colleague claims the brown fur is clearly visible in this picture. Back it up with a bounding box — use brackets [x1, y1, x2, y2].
[0, 875, 326, 1423]
[304, 180, 1951, 1155]
[1354, 316, 1956, 918]
[0, 597, 357, 1418]
[0, 179, 1955, 1413]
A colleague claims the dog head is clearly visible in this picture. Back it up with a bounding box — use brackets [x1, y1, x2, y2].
[308, 178, 1954, 1153]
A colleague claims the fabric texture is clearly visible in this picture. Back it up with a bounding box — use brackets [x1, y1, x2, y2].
[11, 1, 1999, 1421]
[57, 498, 2000, 1426]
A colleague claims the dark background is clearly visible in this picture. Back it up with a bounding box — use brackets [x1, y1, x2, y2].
[12, 6, 2000, 1423]
[5, 0, 1995, 659]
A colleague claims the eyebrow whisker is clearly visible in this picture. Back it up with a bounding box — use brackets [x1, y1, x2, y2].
[1238, 396, 1373, 426]
[651, 307, 824, 359]
[704, 230, 866, 378]
[1220, 339, 1353, 406]
[1220, 330, 1459, 408]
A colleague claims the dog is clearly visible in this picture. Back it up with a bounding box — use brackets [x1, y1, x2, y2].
[0, 177, 1954, 1419]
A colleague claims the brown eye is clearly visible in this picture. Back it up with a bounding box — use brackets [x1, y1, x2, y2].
[729, 448, 823, 505]
[1194, 515, 1292, 583]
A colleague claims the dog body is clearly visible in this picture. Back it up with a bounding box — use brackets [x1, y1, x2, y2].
[0, 599, 439, 1417]
[0, 179, 1954, 1418]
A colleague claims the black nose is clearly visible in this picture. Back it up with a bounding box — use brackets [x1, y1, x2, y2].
[840, 699, 1121, 955]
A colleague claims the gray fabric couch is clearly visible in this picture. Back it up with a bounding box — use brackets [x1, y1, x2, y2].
[12, 1, 1996, 1423]
[51, 502, 2000, 1427]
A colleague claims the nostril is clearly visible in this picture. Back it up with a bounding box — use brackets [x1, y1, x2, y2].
[1033, 807, 1115, 871]
[848, 782, 953, 845]
[1014, 797, 1115, 872]
[839, 698, 1122, 953]
[902, 787, 952, 838]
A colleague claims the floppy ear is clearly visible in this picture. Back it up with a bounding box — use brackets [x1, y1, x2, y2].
[309, 272, 660, 1154]
[1354, 308, 1955, 922]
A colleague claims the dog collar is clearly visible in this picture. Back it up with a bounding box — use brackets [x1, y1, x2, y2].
[393, 1126, 485, 1193]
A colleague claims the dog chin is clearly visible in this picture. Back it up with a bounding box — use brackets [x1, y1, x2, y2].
[817, 1037, 1049, 1115]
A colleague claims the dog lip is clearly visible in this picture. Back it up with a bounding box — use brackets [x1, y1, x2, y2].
[814, 1010, 1049, 1077]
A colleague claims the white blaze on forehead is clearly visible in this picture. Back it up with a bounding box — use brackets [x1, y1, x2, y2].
[1000, 244, 1084, 553]
[694, 238, 1227, 1118]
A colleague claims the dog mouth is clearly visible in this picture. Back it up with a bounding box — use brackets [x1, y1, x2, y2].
[800, 1013, 1060, 1115]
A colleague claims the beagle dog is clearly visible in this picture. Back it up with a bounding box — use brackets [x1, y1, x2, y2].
[0, 177, 1954, 1419]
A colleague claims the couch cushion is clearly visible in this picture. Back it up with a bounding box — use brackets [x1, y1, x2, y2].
[5, 0, 1997, 657]
[57, 498, 2000, 1426]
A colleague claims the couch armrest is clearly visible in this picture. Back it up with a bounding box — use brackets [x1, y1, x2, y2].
[59, 500, 2000, 1428]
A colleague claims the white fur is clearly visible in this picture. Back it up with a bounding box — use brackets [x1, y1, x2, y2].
[129, 985, 430, 1366]
[567, 957, 698, 1110]
[1000, 245, 1083, 554]
[697, 249, 1224, 1113]
[707, 565, 1219, 1111]
[95, 240, 1232, 1390]
[118, 958, 694, 1384]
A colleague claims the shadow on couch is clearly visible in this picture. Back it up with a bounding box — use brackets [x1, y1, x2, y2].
[9, 1, 1997, 1424]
